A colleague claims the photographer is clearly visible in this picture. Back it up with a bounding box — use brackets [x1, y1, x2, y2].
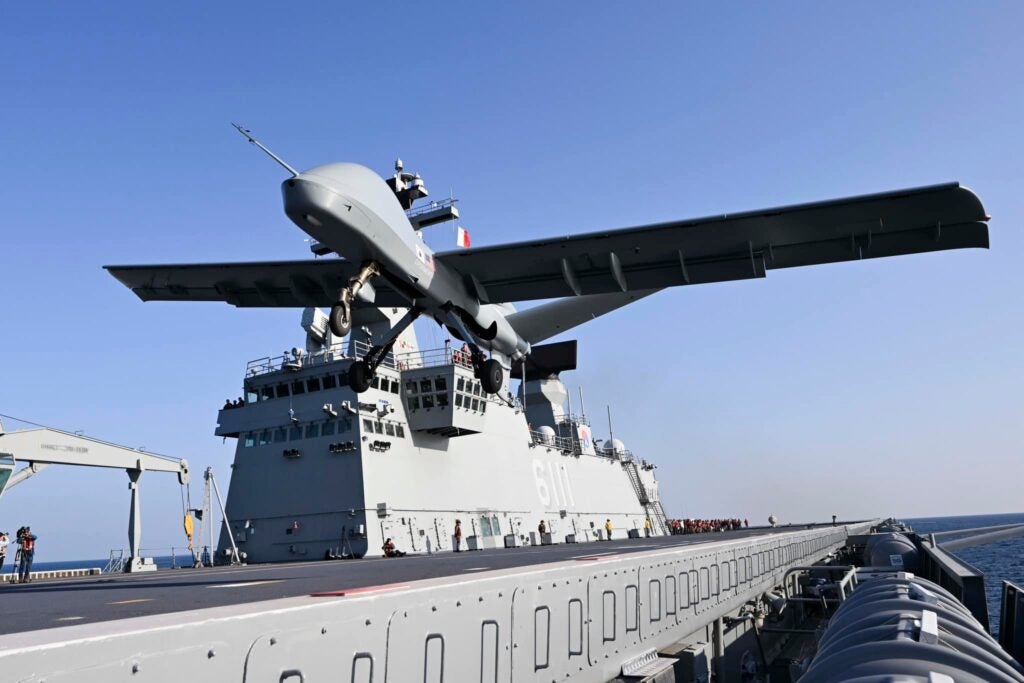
[17, 526, 36, 584]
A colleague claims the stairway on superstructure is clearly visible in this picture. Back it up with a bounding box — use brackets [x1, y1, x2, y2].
[622, 457, 670, 535]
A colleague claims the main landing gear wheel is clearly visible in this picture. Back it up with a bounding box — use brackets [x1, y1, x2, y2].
[348, 360, 373, 393]
[480, 358, 504, 394]
[329, 301, 352, 338]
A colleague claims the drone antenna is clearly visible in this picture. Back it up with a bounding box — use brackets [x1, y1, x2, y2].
[231, 123, 298, 177]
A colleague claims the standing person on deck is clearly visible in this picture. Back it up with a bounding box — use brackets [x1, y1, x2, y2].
[17, 526, 36, 583]
[604, 519, 613, 541]
[644, 517, 652, 537]
[453, 519, 463, 552]
[0, 532, 8, 574]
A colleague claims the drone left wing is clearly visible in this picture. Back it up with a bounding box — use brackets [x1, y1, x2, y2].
[435, 182, 989, 303]
[105, 259, 407, 307]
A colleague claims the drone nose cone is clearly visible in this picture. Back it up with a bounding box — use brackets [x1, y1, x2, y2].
[282, 176, 369, 237]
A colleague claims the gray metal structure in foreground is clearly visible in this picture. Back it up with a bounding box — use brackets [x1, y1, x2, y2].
[0, 426, 189, 572]
[0, 522, 870, 682]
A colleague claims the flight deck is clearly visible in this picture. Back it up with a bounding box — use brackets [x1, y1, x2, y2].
[0, 524, 834, 636]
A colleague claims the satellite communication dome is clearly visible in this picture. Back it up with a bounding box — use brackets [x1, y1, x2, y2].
[537, 426, 556, 445]
[607, 438, 626, 454]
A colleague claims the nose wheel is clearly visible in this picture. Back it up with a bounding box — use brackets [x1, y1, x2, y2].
[329, 261, 380, 338]
[329, 295, 353, 338]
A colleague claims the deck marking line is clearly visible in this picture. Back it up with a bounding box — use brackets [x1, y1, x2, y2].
[311, 583, 411, 597]
[209, 580, 284, 589]
[55, 616, 84, 621]
[463, 567, 490, 572]
[108, 598, 154, 605]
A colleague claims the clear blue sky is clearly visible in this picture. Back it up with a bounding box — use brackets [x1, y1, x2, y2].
[1, 4, 1021, 560]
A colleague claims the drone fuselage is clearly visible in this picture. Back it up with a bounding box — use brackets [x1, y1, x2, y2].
[282, 162, 529, 364]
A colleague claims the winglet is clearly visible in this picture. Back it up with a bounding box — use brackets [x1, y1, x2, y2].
[231, 123, 298, 177]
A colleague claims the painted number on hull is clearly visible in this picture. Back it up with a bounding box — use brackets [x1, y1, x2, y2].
[532, 460, 576, 508]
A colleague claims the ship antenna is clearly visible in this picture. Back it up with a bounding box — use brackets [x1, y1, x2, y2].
[231, 123, 298, 177]
[607, 405, 614, 451]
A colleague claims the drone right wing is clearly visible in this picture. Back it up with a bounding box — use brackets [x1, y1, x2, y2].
[105, 259, 408, 308]
[435, 183, 989, 304]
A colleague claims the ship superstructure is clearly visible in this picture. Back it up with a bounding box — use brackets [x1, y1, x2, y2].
[215, 305, 667, 562]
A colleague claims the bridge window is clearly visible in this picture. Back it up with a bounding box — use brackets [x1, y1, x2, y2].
[435, 377, 448, 392]
[370, 376, 380, 390]
[491, 515, 500, 535]
[363, 419, 373, 432]
[480, 515, 493, 536]
[374, 421, 383, 434]
[454, 394, 463, 408]
[408, 396, 420, 411]
[457, 377, 465, 392]
[470, 399, 480, 411]
[395, 425, 405, 438]
[480, 401, 487, 413]
[243, 433, 255, 448]
[422, 395, 435, 409]
[322, 374, 337, 390]
[322, 421, 335, 436]
[437, 393, 449, 408]
[385, 423, 395, 437]
[405, 380, 418, 394]
[273, 428, 287, 443]
[389, 379, 400, 394]
[305, 424, 320, 439]
[289, 426, 302, 441]
[258, 430, 271, 446]
[306, 377, 321, 392]
[420, 378, 433, 393]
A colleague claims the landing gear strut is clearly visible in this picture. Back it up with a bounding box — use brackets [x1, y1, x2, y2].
[329, 261, 380, 338]
[347, 308, 421, 393]
[445, 309, 506, 395]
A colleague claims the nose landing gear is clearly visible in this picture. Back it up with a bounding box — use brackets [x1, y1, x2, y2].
[346, 308, 421, 394]
[329, 261, 380, 338]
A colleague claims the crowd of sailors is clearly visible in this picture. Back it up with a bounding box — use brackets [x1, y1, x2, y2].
[222, 397, 246, 410]
[667, 518, 748, 534]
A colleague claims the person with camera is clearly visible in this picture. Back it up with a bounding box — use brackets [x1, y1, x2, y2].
[0, 532, 8, 575]
[17, 526, 37, 583]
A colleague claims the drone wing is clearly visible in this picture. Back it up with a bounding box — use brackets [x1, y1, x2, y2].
[104, 259, 407, 307]
[434, 183, 988, 303]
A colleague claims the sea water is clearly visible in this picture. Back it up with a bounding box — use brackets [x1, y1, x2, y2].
[905, 512, 1024, 635]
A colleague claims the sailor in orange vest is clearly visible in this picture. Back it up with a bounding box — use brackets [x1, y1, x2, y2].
[17, 526, 37, 583]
